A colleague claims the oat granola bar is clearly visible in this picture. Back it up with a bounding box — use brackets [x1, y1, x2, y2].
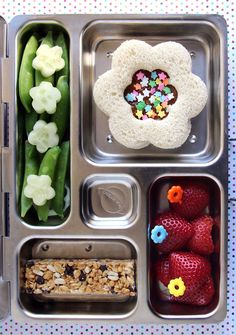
[24, 259, 136, 297]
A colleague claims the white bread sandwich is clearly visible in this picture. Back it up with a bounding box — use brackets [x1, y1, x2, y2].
[93, 40, 207, 150]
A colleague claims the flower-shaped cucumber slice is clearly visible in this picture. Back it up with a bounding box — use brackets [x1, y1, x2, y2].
[28, 120, 59, 153]
[24, 174, 55, 206]
[30, 81, 61, 114]
[32, 44, 65, 78]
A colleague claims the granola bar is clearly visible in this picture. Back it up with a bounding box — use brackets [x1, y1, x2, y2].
[24, 259, 136, 297]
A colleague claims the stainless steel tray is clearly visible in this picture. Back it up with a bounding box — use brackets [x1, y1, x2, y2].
[0, 14, 227, 323]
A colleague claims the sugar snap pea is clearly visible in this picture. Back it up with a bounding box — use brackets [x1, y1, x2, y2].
[39, 112, 50, 123]
[35, 31, 54, 122]
[21, 142, 38, 217]
[17, 110, 25, 203]
[19, 35, 38, 113]
[51, 76, 70, 142]
[25, 109, 38, 135]
[35, 31, 54, 83]
[35, 31, 54, 86]
[37, 146, 61, 222]
[51, 141, 70, 217]
[55, 32, 69, 81]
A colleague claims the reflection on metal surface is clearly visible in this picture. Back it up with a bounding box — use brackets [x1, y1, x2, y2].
[98, 187, 126, 214]
[106, 51, 113, 58]
[189, 134, 197, 143]
[106, 134, 113, 143]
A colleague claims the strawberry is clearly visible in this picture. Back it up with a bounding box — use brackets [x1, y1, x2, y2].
[151, 212, 193, 253]
[155, 256, 170, 287]
[171, 276, 215, 306]
[169, 252, 211, 295]
[167, 182, 210, 219]
[187, 215, 214, 255]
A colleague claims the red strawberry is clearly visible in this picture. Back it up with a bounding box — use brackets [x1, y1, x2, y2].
[187, 215, 214, 255]
[171, 276, 215, 306]
[151, 212, 193, 253]
[167, 182, 209, 219]
[155, 256, 170, 287]
[169, 252, 211, 295]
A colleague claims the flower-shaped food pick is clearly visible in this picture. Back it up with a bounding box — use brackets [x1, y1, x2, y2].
[168, 277, 186, 297]
[151, 225, 168, 244]
[30, 81, 61, 114]
[28, 120, 59, 153]
[93, 40, 208, 149]
[24, 175, 55, 206]
[32, 44, 65, 77]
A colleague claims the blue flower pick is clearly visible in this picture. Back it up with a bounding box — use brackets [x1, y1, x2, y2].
[151, 225, 168, 244]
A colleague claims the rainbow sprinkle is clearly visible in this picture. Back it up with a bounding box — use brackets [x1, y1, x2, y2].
[124, 69, 177, 121]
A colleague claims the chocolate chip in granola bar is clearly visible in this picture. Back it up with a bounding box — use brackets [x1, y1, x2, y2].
[26, 287, 33, 294]
[36, 275, 45, 285]
[99, 264, 107, 272]
[64, 264, 74, 277]
[79, 271, 86, 282]
[128, 285, 136, 292]
[26, 260, 35, 268]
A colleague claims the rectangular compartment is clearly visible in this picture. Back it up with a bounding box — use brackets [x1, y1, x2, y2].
[148, 174, 226, 319]
[80, 18, 226, 166]
[18, 238, 137, 318]
[15, 21, 71, 226]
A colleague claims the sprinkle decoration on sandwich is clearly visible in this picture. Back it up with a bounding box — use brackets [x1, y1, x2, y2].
[124, 69, 177, 120]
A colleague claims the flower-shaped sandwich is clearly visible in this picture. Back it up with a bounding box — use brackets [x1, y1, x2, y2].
[93, 40, 208, 149]
[28, 120, 59, 153]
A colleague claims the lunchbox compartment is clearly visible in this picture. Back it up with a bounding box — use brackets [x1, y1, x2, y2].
[147, 174, 224, 318]
[80, 19, 224, 166]
[18, 238, 137, 318]
[81, 174, 140, 228]
[15, 21, 71, 227]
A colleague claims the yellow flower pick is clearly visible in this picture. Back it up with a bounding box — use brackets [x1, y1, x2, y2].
[168, 277, 186, 297]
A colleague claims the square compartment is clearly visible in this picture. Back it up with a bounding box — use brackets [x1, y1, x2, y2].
[18, 238, 137, 319]
[147, 174, 226, 319]
[80, 17, 226, 165]
[81, 174, 139, 228]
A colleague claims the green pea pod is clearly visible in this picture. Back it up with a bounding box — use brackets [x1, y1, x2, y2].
[51, 141, 70, 217]
[17, 110, 25, 203]
[35, 31, 54, 86]
[25, 110, 38, 135]
[55, 32, 69, 81]
[37, 146, 61, 222]
[39, 113, 50, 123]
[21, 142, 38, 217]
[51, 76, 70, 142]
[19, 35, 38, 113]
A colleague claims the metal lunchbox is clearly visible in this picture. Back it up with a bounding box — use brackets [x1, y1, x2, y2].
[0, 14, 227, 323]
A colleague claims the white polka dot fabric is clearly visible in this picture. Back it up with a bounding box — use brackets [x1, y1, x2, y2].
[0, 0, 235, 334]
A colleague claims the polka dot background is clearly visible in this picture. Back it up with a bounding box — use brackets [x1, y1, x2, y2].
[0, 0, 235, 334]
